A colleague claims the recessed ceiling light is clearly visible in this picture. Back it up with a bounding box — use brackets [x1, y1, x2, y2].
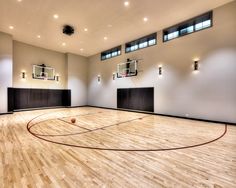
[143, 17, 148, 22]
[84, 28, 88, 32]
[17, 0, 22, 2]
[124, 1, 129, 7]
[80, 48, 84, 51]
[37, 35, 41, 38]
[62, 42, 66, 46]
[53, 14, 59, 19]
[9, 26, 14, 30]
[104, 37, 108, 40]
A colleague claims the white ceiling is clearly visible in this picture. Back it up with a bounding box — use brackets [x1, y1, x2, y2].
[0, 0, 233, 57]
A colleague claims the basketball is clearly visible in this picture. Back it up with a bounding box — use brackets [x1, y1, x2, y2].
[71, 118, 76, 123]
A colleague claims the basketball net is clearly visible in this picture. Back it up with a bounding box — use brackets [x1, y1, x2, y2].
[120, 72, 127, 78]
[121, 73, 127, 78]
[41, 72, 48, 80]
[120, 68, 130, 78]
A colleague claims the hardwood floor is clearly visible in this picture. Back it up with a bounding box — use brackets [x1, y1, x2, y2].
[0, 107, 235, 188]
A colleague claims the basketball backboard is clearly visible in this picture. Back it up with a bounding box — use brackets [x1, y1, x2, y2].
[32, 64, 55, 80]
[117, 59, 138, 78]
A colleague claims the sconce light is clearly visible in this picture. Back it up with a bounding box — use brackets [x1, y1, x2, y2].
[112, 73, 116, 80]
[194, 60, 199, 71]
[158, 66, 162, 75]
[98, 75, 101, 83]
[22, 71, 26, 79]
[56, 75, 59, 82]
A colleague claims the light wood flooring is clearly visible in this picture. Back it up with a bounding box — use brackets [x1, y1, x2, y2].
[0, 107, 235, 188]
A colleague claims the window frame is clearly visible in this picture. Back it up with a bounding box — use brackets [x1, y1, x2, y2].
[101, 45, 122, 61]
[163, 11, 213, 42]
[125, 33, 157, 53]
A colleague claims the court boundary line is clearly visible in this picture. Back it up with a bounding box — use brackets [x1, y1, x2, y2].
[28, 111, 103, 130]
[26, 109, 228, 152]
[30, 115, 148, 137]
[7, 105, 236, 125]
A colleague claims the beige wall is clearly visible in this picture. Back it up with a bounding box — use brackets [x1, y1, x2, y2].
[1, 1, 235, 124]
[12, 41, 89, 107]
[67, 53, 88, 106]
[13, 41, 67, 89]
[87, 1, 236, 123]
[0, 32, 13, 113]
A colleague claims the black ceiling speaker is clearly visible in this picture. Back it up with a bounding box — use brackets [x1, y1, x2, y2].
[63, 25, 75, 36]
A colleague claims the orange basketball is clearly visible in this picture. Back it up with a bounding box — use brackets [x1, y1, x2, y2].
[71, 118, 76, 123]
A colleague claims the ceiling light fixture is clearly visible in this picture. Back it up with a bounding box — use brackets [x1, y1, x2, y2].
[9, 26, 14, 30]
[104, 37, 108, 40]
[143, 17, 148, 22]
[84, 28, 88, 32]
[53, 14, 59, 19]
[80, 48, 84, 51]
[62, 42, 66, 46]
[37, 35, 41, 38]
[124, 1, 129, 7]
[63, 25, 74, 36]
[17, 0, 22, 2]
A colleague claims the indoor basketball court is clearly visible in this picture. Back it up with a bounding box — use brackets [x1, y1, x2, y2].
[0, 0, 236, 187]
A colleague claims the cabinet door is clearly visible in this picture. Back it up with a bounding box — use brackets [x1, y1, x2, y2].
[117, 88, 154, 112]
[14, 88, 30, 110]
[48, 90, 62, 107]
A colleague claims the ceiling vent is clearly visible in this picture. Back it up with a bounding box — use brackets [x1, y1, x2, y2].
[63, 25, 75, 36]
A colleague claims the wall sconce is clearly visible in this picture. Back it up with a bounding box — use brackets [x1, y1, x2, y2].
[22, 71, 26, 79]
[98, 75, 101, 83]
[158, 66, 162, 75]
[112, 73, 116, 80]
[194, 60, 199, 71]
[56, 75, 59, 82]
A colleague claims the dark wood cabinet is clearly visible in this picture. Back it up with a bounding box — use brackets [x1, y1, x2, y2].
[8, 88, 71, 112]
[117, 87, 154, 112]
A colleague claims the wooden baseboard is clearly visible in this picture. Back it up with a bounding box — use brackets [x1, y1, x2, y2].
[68, 105, 87, 108]
[0, 112, 13, 116]
[3, 104, 235, 125]
[8, 105, 87, 113]
[87, 105, 236, 125]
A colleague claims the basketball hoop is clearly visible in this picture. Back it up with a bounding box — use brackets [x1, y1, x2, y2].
[32, 64, 55, 81]
[117, 60, 138, 78]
